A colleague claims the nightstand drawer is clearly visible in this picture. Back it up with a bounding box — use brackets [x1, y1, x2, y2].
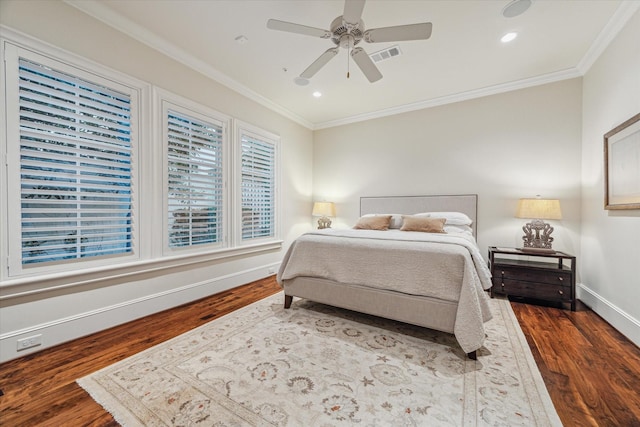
[492, 278, 572, 301]
[494, 265, 571, 286]
[488, 247, 576, 311]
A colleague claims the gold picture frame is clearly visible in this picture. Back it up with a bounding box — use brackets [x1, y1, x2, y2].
[604, 113, 640, 210]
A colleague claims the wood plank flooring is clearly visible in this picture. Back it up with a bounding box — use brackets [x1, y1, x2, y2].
[1, 276, 639, 426]
[510, 299, 640, 427]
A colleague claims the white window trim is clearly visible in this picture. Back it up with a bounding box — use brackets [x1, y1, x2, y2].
[1, 34, 149, 280]
[233, 120, 281, 247]
[154, 87, 232, 257]
[0, 28, 282, 296]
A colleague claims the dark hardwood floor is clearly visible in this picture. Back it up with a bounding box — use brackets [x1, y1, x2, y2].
[1, 276, 639, 426]
[511, 299, 640, 427]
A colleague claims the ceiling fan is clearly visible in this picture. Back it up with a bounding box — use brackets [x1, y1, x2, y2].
[267, 0, 432, 83]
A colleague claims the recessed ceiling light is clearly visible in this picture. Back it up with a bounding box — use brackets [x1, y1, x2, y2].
[313, 91, 322, 98]
[501, 32, 518, 43]
[502, 0, 532, 18]
[294, 77, 309, 86]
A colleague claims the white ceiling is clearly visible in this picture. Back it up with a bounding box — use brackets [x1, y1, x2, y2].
[67, 0, 638, 129]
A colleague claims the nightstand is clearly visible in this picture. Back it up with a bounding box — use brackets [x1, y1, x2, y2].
[488, 246, 576, 311]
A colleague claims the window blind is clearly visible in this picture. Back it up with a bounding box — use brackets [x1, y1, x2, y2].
[18, 58, 133, 265]
[240, 133, 276, 240]
[167, 110, 224, 248]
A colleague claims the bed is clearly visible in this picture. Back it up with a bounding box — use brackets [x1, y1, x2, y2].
[276, 194, 493, 359]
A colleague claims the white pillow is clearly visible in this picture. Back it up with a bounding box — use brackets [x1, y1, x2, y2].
[362, 214, 404, 229]
[444, 224, 473, 235]
[423, 211, 473, 226]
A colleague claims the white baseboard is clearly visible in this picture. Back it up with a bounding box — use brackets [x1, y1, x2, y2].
[0, 263, 280, 363]
[577, 283, 640, 347]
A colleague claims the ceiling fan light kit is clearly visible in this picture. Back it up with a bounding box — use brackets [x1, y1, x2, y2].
[267, 0, 433, 83]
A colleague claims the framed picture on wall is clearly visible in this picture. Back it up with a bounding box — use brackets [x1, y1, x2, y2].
[604, 112, 640, 210]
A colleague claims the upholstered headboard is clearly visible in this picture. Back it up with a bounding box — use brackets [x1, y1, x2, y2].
[360, 194, 478, 237]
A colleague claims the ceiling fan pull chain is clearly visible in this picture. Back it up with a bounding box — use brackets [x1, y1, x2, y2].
[347, 43, 351, 78]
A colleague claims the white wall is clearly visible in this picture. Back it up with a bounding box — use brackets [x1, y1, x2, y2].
[580, 9, 640, 345]
[313, 79, 584, 259]
[0, 1, 314, 362]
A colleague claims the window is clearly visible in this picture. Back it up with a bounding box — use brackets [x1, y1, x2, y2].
[3, 43, 141, 277]
[236, 123, 279, 243]
[2, 36, 280, 284]
[162, 97, 229, 252]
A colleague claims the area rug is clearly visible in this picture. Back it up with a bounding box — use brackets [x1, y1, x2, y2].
[78, 292, 561, 426]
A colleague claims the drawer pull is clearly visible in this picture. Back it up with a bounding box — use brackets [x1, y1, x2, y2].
[501, 283, 505, 287]
[558, 290, 564, 295]
[501, 271, 505, 275]
[558, 277, 564, 282]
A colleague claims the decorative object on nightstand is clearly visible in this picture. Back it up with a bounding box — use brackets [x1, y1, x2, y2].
[488, 246, 576, 311]
[515, 196, 562, 253]
[312, 201, 336, 229]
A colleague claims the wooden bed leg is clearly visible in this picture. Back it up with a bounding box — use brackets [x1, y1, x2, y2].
[284, 295, 293, 309]
[467, 350, 477, 360]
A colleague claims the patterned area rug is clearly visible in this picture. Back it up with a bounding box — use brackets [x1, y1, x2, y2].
[78, 292, 561, 426]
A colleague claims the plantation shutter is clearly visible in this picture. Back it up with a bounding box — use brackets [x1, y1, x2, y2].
[240, 132, 276, 240]
[167, 110, 224, 248]
[18, 58, 133, 265]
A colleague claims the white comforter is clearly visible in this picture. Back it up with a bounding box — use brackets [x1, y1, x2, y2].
[277, 228, 493, 353]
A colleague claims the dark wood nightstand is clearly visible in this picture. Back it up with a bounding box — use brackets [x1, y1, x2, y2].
[488, 246, 576, 311]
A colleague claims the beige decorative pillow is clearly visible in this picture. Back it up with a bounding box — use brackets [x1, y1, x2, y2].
[361, 214, 404, 229]
[353, 215, 392, 230]
[400, 216, 447, 233]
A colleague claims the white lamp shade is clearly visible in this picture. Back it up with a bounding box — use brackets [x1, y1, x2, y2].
[515, 198, 562, 220]
[312, 202, 336, 217]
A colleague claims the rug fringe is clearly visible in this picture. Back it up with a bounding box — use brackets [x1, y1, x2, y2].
[499, 299, 563, 427]
[77, 376, 145, 427]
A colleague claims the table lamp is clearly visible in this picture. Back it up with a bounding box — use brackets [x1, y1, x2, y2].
[312, 202, 335, 229]
[515, 197, 562, 252]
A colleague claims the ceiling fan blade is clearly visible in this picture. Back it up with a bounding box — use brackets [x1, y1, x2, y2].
[343, 0, 366, 25]
[364, 22, 433, 43]
[300, 48, 340, 78]
[351, 47, 382, 83]
[267, 19, 331, 39]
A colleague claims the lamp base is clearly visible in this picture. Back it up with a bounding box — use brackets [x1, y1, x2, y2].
[317, 216, 332, 229]
[518, 247, 556, 254]
[521, 219, 555, 251]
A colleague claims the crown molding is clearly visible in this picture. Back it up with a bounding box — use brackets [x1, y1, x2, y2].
[576, 0, 640, 74]
[315, 1, 640, 130]
[313, 68, 582, 130]
[64, 0, 638, 132]
[64, 0, 314, 130]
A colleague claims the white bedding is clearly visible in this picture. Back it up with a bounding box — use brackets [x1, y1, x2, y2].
[277, 228, 493, 353]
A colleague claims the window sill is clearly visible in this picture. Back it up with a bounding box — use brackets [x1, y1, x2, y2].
[0, 240, 282, 301]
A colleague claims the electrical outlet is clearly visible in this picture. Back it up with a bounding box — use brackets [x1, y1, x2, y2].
[17, 334, 42, 351]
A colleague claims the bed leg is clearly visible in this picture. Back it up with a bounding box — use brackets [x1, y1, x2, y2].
[467, 350, 477, 360]
[284, 295, 293, 309]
